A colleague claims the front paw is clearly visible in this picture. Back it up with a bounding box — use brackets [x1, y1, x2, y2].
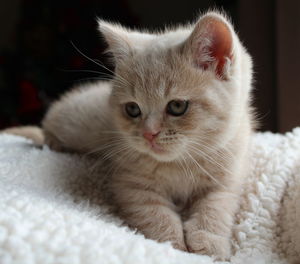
[172, 241, 188, 252]
[184, 229, 231, 260]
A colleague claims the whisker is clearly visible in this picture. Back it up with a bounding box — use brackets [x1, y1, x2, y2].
[88, 142, 131, 173]
[59, 69, 105, 75]
[101, 142, 133, 161]
[70, 41, 131, 86]
[106, 147, 136, 178]
[178, 154, 196, 186]
[185, 150, 227, 190]
[72, 77, 125, 88]
[79, 131, 140, 156]
[186, 142, 233, 176]
[83, 138, 128, 157]
[186, 136, 235, 159]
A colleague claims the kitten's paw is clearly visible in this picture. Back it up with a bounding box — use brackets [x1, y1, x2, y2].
[172, 241, 188, 252]
[184, 229, 231, 260]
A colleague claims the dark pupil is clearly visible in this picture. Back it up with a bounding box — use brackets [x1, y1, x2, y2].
[126, 102, 141, 117]
[167, 100, 188, 116]
[174, 102, 182, 109]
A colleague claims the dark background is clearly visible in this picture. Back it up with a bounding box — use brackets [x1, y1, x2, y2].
[0, 0, 299, 132]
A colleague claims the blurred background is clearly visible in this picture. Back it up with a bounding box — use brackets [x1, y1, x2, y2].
[0, 0, 299, 132]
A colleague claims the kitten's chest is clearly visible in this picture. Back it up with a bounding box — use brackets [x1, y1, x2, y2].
[119, 155, 221, 204]
[152, 162, 211, 204]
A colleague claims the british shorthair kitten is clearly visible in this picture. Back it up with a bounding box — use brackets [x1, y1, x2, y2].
[10, 11, 255, 260]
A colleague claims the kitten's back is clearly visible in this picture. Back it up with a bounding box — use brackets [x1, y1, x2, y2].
[42, 81, 113, 153]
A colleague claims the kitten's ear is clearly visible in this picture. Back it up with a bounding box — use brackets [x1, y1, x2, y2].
[184, 12, 234, 80]
[98, 20, 133, 61]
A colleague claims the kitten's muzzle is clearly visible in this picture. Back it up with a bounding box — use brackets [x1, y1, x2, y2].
[142, 130, 164, 153]
[142, 131, 160, 142]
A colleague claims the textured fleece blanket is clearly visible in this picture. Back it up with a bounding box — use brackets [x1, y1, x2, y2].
[0, 129, 300, 264]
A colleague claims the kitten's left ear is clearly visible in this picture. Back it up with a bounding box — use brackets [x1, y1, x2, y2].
[98, 20, 133, 61]
[184, 12, 235, 80]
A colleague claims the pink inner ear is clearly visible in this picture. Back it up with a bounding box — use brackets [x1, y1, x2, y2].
[208, 20, 232, 77]
[193, 18, 233, 79]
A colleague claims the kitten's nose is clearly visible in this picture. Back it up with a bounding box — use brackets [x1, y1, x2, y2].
[143, 131, 160, 142]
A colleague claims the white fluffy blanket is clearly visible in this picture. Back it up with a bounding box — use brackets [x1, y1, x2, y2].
[1, 129, 300, 264]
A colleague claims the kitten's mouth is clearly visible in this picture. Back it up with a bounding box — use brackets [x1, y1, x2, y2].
[142, 139, 179, 162]
[148, 141, 164, 154]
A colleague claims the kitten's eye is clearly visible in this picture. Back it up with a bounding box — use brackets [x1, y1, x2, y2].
[167, 100, 189, 116]
[125, 102, 141, 118]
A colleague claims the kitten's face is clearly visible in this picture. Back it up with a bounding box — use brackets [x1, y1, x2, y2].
[110, 51, 232, 162]
[100, 13, 249, 162]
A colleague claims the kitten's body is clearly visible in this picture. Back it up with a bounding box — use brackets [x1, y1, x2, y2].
[6, 12, 254, 259]
[43, 80, 251, 257]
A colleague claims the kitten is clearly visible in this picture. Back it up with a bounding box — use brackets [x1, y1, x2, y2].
[8, 12, 254, 260]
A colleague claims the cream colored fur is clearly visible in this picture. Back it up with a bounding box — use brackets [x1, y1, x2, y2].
[2, 126, 44, 145]
[4, 12, 254, 260]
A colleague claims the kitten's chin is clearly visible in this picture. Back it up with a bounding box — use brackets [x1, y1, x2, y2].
[138, 143, 182, 162]
[148, 152, 179, 162]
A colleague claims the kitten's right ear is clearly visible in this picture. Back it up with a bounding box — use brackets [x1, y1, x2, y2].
[183, 12, 235, 80]
[98, 20, 133, 61]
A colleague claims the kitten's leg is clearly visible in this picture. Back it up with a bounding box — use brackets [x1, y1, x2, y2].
[183, 190, 239, 259]
[2, 126, 44, 145]
[114, 187, 187, 251]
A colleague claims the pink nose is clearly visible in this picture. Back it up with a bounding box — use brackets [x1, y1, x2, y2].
[143, 131, 160, 142]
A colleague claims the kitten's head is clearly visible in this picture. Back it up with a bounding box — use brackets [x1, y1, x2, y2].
[98, 12, 252, 162]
